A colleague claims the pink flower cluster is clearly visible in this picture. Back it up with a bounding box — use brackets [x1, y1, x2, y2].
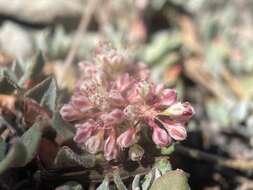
[60, 44, 194, 161]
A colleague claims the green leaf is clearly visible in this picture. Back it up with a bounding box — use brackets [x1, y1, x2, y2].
[25, 77, 58, 112]
[141, 168, 155, 190]
[54, 146, 95, 168]
[20, 121, 43, 164]
[154, 158, 172, 175]
[113, 170, 127, 190]
[132, 174, 141, 190]
[0, 139, 7, 161]
[52, 111, 74, 142]
[20, 51, 45, 84]
[97, 176, 110, 190]
[161, 144, 175, 155]
[0, 69, 20, 94]
[11, 61, 24, 81]
[142, 31, 182, 65]
[55, 181, 83, 190]
[150, 169, 190, 190]
[0, 141, 27, 175]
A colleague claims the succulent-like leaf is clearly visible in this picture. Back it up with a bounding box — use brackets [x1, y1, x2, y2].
[0, 69, 20, 94]
[20, 51, 45, 84]
[54, 146, 95, 168]
[113, 170, 127, 190]
[11, 61, 24, 81]
[96, 176, 110, 190]
[142, 32, 182, 65]
[55, 181, 83, 190]
[161, 144, 175, 155]
[52, 111, 74, 142]
[132, 174, 141, 190]
[141, 168, 155, 190]
[20, 121, 43, 164]
[0, 139, 7, 161]
[0, 141, 27, 174]
[150, 169, 190, 190]
[25, 77, 58, 112]
[154, 158, 172, 175]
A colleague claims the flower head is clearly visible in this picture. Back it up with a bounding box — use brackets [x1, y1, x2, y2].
[60, 43, 194, 161]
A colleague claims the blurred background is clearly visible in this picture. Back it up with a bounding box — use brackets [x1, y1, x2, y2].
[1, 0, 253, 189]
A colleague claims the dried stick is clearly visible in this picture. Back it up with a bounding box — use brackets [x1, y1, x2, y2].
[59, 0, 100, 84]
[176, 145, 253, 171]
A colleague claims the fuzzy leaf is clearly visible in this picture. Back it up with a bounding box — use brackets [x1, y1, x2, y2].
[0, 139, 7, 161]
[97, 176, 110, 190]
[143, 32, 181, 65]
[25, 77, 58, 112]
[132, 174, 141, 190]
[55, 181, 83, 190]
[54, 146, 95, 168]
[0, 141, 27, 174]
[0, 69, 19, 94]
[113, 170, 127, 190]
[20, 121, 43, 164]
[154, 158, 172, 175]
[21, 51, 45, 84]
[11, 61, 24, 80]
[141, 168, 155, 190]
[52, 111, 74, 142]
[161, 144, 175, 155]
[150, 169, 190, 190]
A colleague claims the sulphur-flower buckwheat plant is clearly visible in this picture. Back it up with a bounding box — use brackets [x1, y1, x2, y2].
[60, 43, 194, 161]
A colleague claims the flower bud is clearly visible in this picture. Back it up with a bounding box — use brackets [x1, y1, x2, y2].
[115, 73, 135, 92]
[152, 125, 171, 147]
[159, 89, 177, 107]
[108, 89, 126, 106]
[123, 105, 139, 121]
[117, 128, 137, 148]
[101, 109, 125, 127]
[85, 129, 104, 154]
[154, 84, 165, 96]
[128, 144, 144, 161]
[164, 123, 187, 141]
[137, 81, 151, 99]
[73, 121, 97, 144]
[71, 94, 93, 113]
[60, 104, 83, 121]
[79, 62, 98, 78]
[104, 133, 118, 161]
[161, 102, 194, 120]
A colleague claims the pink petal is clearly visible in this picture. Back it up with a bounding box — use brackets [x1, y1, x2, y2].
[115, 73, 135, 92]
[152, 126, 171, 147]
[60, 104, 83, 122]
[117, 128, 137, 148]
[164, 123, 187, 141]
[108, 89, 127, 106]
[159, 89, 177, 107]
[74, 119, 97, 129]
[74, 127, 93, 144]
[104, 132, 118, 160]
[162, 102, 195, 122]
[136, 62, 150, 80]
[123, 105, 139, 121]
[85, 130, 104, 154]
[101, 109, 125, 127]
[127, 84, 142, 103]
[71, 94, 93, 113]
[79, 61, 97, 75]
[154, 84, 165, 96]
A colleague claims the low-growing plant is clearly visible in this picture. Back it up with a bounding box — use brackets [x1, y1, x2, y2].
[0, 43, 194, 190]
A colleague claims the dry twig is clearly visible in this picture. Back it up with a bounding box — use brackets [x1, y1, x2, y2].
[176, 145, 253, 171]
[59, 0, 100, 85]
